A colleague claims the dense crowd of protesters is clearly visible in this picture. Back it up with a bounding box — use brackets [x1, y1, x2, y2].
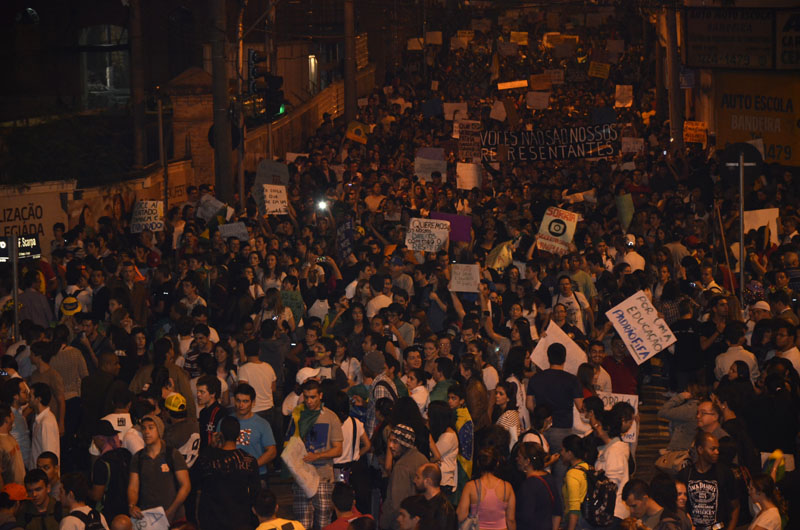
[0, 3, 797, 530]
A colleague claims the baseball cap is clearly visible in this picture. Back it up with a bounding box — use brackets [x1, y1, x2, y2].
[92, 419, 120, 437]
[2, 483, 29, 501]
[165, 393, 187, 414]
[296, 367, 321, 385]
[751, 300, 771, 312]
[60, 296, 81, 316]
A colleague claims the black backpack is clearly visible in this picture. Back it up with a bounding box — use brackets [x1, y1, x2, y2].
[579, 466, 618, 527]
[68, 509, 105, 530]
[96, 448, 132, 517]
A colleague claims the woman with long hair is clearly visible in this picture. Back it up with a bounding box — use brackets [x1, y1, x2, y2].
[253, 287, 295, 333]
[492, 381, 522, 449]
[344, 302, 367, 361]
[428, 400, 459, 498]
[333, 336, 362, 386]
[503, 346, 531, 431]
[577, 362, 598, 398]
[595, 410, 630, 521]
[261, 252, 285, 291]
[457, 447, 517, 530]
[559, 435, 592, 530]
[509, 316, 536, 353]
[747, 473, 786, 530]
[213, 341, 238, 405]
[243, 265, 265, 302]
[460, 355, 491, 431]
[515, 442, 562, 530]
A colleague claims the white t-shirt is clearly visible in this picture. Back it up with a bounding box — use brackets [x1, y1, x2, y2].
[435, 430, 458, 489]
[410, 385, 430, 419]
[748, 505, 781, 530]
[482, 364, 499, 392]
[238, 361, 276, 412]
[552, 291, 591, 334]
[334, 416, 365, 464]
[123, 428, 145, 455]
[59, 505, 110, 530]
[366, 293, 392, 318]
[90, 413, 134, 456]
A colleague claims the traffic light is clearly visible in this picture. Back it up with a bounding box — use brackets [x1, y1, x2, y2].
[247, 49, 286, 122]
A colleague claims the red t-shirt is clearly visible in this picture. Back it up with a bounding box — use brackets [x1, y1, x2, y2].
[322, 509, 371, 530]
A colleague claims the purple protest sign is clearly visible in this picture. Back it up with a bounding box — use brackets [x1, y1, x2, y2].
[431, 212, 472, 242]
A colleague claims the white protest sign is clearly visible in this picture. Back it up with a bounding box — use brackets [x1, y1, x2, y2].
[449, 264, 481, 292]
[196, 194, 226, 222]
[456, 162, 481, 190]
[606, 291, 676, 365]
[545, 68, 565, 84]
[489, 100, 507, 121]
[130, 200, 164, 233]
[536, 207, 578, 255]
[262, 184, 289, 214]
[443, 102, 468, 121]
[530, 320, 587, 374]
[614, 85, 633, 108]
[218, 222, 250, 241]
[415, 157, 447, 182]
[621, 137, 644, 153]
[406, 218, 450, 252]
[526, 91, 551, 109]
[134, 507, 170, 530]
[744, 208, 780, 246]
[597, 391, 640, 443]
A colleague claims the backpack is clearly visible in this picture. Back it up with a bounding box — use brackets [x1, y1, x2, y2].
[579, 466, 618, 528]
[68, 509, 105, 530]
[96, 448, 132, 517]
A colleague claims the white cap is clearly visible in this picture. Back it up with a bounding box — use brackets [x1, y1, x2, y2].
[296, 367, 321, 385]
[751, 300, 771, 312]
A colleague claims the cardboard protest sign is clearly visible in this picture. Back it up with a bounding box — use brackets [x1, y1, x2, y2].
[744, 208, 780, 246]
[683, 121, 707, 144]
[431, 211, 472, 242]
[131, 201, 164, 233]
[456, 162, 481, 190]
[457, 120, 482, 161]
[529, 73, 552, 91]
[449, 264, 481, 292]
[262, 185, 289, 214]
[407, 38, 423, 51]
[489, 100, 507, 122]
[426, 31, 443, 45]
[457, 30, 475, 42]
[526, 91, 551, 110]
[406, 218, 450, 252]
[597, 392, 639, 443]
[530, 320, 587, 374]
[621, 137, 644, 154]
[218, 222, 250, 241]
[497, 80, 528, 91]
[606, 291, 677, 365]
[607, 39, 625, 54]
[414, 148, 447, 182]
[588, 61, 611, 79]
[510, 31, 528, 45]
[443, 102, 468, 121]
[545, 68, 565, 85]
[614, 85, 633, 108]
[196, 195, 226, 223]
[536, 206, 578, 255]
[615, 194, 634, 231]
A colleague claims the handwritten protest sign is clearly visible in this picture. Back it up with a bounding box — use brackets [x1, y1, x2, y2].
[683, 121, 707, 144]
[588, 61, 611, 79]
[606, 291, 676, 365]
[536, 207, 578, 255]
[426, 31, 443, 45]
[133, 507, 170, 530]
[526, 91, 551, 109]
[545, 68, 565, 84]
[457, 30, 475, 42]
[530, 320, 587, 374]
[406, 218, 450, 252]
[457, 121, 482, 161]
[131, 201, 164, 233]
[431, 212, 471, 242]
[456, 162, 481, 190]
[443, 102, 468, 121]
[262, 185, 289, 214]
[597, 392, 639, 443]
[196, 195, 226, 222]
[449, 264, 481, 292]
[218, 222, 249, 241]
[621, 137, 644, 154]
[614, 85, 633, 108]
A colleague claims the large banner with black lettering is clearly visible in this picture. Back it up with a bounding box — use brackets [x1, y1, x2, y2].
[605, 291, 676, 365]
[480, 124, 619, 162]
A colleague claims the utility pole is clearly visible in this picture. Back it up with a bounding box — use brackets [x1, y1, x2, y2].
[237, 1, 248, 211]
[665, 4, 683, 152]
[129, 0, 146, 168]
[211, 0, 234, 203]
[344, 0, 357, 122]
